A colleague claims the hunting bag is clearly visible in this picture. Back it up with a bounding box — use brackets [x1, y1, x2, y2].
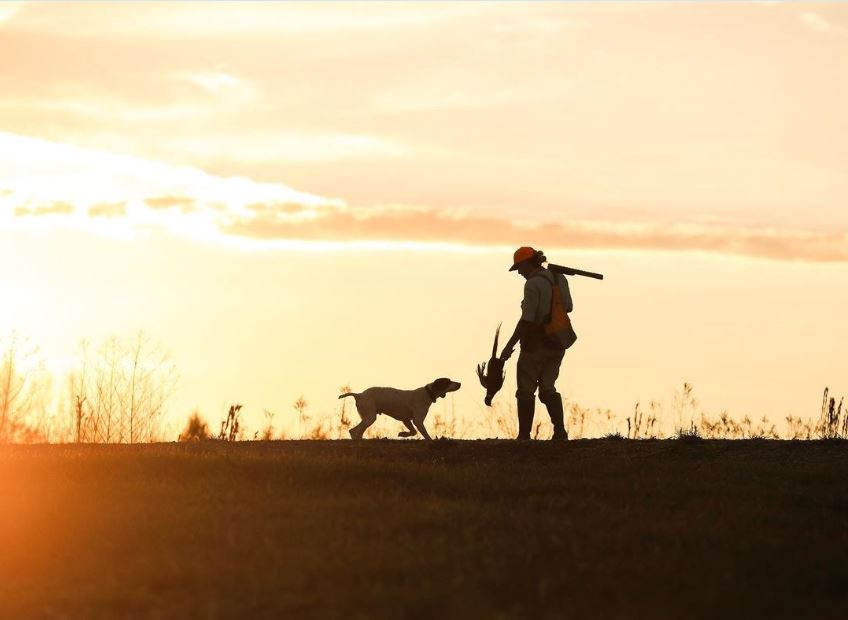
[533, 270, 577, 350]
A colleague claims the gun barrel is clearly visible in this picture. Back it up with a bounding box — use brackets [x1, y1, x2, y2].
[548, 263, 604, 280]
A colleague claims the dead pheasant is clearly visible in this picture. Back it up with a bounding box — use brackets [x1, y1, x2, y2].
[477, 324, 506, 406]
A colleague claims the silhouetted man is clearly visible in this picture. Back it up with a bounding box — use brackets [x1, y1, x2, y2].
[499, 246, 572, 440]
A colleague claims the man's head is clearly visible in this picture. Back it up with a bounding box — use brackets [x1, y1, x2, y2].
[509, 246, 546, 279]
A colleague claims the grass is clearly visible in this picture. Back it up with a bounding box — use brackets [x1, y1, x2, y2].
[2, 440, 848, 619]
[5, 376, 844, 443]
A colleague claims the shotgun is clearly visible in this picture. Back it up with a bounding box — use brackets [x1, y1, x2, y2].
[547, 263, 604, 280]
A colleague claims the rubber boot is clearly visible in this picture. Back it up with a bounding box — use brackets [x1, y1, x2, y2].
[541, 392, 568, 441]
[516, 398, 535, 440]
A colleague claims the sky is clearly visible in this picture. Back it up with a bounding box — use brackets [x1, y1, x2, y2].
[1, 2, 846, 438]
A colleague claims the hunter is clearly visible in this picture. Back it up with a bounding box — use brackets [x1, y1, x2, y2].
[500, 246, 573, 441]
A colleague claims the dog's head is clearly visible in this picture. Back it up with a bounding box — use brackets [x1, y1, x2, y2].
[428, 377, 462, 400]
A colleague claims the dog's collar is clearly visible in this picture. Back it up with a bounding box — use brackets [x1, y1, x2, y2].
[425, 384, 438, 403]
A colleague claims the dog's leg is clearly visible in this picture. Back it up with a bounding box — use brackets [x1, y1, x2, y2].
[349, 415, 376, 440]
[349, 405, 377, 440]
[398, 420, 417, 438]
[412, 418, 432, 440]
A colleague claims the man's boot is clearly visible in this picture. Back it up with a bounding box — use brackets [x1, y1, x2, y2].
[516, 397, 535, 440]
[541, 392, 568, 441]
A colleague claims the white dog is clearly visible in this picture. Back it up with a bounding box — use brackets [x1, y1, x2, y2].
[339, 377, 461, 440]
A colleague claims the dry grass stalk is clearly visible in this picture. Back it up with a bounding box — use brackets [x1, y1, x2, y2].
[218, 404, 242, 441]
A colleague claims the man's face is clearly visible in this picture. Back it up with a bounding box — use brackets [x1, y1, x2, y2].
[516, 261, 535, 279]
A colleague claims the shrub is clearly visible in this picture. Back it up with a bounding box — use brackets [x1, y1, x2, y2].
[178, 411, 211, 441]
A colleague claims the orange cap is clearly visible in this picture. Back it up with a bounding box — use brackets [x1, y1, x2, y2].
[509, 246, 536, 271]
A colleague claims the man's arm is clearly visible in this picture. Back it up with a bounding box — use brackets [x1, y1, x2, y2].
[501, 279, 541, 360]
[500, 319, 533, 360]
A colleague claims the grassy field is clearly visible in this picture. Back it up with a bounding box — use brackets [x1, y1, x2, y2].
[2, 440, 848, 619]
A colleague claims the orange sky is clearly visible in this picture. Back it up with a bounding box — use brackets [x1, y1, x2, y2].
[1, 2, 846, 437]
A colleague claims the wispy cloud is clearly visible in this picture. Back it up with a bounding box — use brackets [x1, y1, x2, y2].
[14, 202, 74, 217]
[0, 3, 22, 23]
[6, 3, 483, 38]
[488, 15, 588, 39]
[0, 132, 341, 242]
[222, 204, 848, 263]
[144, 196, 196, 212]
[88, 202, 126, 218]
[179, 70, 240, 94]
[799, 12, 848, 35]
[1, 132, 845, 262]
[160, 132, 408, 164]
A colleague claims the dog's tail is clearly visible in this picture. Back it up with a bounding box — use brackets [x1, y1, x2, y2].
[338, 392, 358, 400]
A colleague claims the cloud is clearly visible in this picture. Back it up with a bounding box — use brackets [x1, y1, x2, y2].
[0, 3, 22, 23]
[179, 70, 240, 94]
[222, 205, 848, 263]
[0, 131, 341, 242]
[799, 12, 848, 35]
[246, 202, 311, 216]
[5, 3, 482, 38]
[14, 202, 74, 217]
[161, 132, 408, 164]
[144, 196, 196, 212]
[1, 132, 845, 263]
[488, 15, 588, 38]
[88, 202, 127, 218]
[0, 64, 256, 125]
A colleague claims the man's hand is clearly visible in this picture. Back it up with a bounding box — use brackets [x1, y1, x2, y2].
[501, 319, 525, 362]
